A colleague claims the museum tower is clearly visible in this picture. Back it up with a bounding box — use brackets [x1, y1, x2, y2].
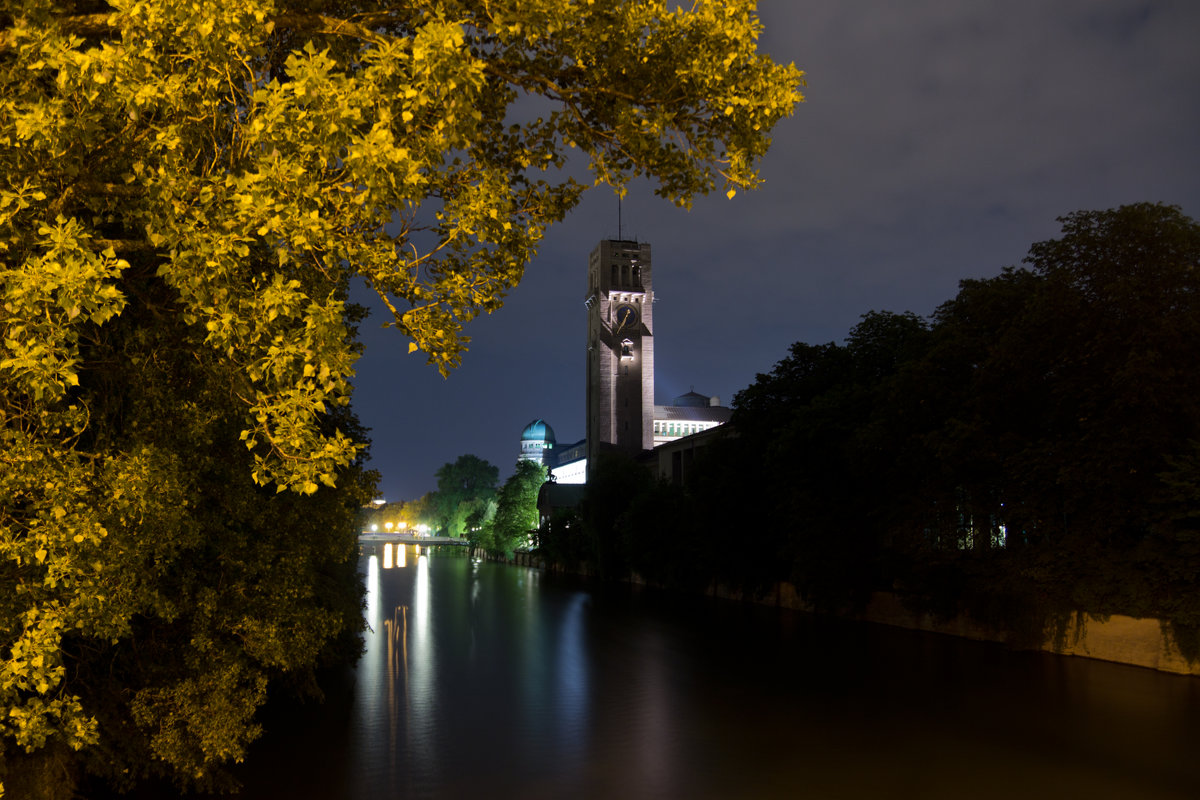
[585, 240, 654, 474]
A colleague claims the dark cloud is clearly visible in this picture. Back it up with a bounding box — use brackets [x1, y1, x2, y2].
[353, 0, 1200, 501]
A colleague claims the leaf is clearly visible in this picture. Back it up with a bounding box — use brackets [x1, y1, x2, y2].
[0, 0, 801, 779]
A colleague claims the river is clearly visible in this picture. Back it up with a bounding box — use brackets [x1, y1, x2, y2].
[193, 543, 1198, 799]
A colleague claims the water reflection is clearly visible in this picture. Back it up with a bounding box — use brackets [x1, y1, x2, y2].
[380, 542, 412, 569]
[553, 592, 588, 746]
[365, 553, 379, 622]
[408, 551, 436, 772]
[221, 546, 1200, 800]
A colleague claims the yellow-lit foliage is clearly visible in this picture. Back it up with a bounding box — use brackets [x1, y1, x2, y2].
[0, 0, 800, 789]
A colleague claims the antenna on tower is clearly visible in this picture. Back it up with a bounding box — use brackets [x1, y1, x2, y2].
[618, 194, 623, 241]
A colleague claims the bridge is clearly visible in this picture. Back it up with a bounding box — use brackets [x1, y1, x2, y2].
[358, 533, 469, 546]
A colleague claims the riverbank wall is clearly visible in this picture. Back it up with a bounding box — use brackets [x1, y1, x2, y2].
[496, 550, 1199, 677]
[811, 586, 1197, 677]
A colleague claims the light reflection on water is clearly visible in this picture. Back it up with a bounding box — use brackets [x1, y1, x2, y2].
[220, 546, 1200, 800]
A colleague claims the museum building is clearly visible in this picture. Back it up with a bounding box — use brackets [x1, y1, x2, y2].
[519, 239, 733, 487]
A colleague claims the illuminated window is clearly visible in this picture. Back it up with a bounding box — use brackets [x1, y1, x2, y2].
[993, 524, 1007, 548]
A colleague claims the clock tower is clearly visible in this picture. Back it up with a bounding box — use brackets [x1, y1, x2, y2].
[586, 239, 654, 474]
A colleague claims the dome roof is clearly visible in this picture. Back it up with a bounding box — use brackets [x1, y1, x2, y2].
[521, 419, 557, 445]
[671, 391, 711, 408]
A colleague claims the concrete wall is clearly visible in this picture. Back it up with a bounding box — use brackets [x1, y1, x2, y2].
[515, 557, 1200, 677]
[614, 567, 1199, 676]
[770, 584, 1200, 677]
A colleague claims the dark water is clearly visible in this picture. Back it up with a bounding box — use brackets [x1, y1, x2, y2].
[216, 544, 1197, 799]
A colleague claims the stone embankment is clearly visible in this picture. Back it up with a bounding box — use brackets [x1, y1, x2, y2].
[497, 550, 1199, 677]
[854, 590, 1198, 676]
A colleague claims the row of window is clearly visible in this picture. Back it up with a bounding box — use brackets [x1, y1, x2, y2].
[591, 264, 645, 294]
[611, 263, 643, 288]
[654, 421, 712, 438]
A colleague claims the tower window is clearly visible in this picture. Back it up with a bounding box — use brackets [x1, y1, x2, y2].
[620, 339, 634, 359]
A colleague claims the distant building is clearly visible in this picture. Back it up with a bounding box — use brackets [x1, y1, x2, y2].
[532, 238, 733, 497]
[549, 439, 587, 485]
[652, 423, 735, 485]
[537, 482, 587, 527]
[652, 391, 732, 447]
[585, 239, 655, 474]
[547, 390, 731, 483]
[519, 419, 556, 467]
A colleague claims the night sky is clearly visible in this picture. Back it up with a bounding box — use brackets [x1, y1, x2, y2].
[350, 1, 1200, 503]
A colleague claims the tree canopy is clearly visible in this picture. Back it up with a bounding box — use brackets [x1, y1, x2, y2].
[480, 459, 546, 556]
[728, 203, 1200, 626]
[2, 0, 802, 494]
[433, 453, 498, 536]
[0, 0, 802, 794]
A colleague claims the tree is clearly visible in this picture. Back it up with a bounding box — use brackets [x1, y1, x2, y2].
[398, 492, 437, 532]
[483, 460, 547, 556]
[432, 454, 499, 537]
[890, 204, 1200, 628]
[723, 312, 934, 609]
[577, 452, 655, 578]
[1017, 204, 1200, 544]
[0, 0, 802, 793]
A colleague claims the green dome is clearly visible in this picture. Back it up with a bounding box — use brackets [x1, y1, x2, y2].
[521, 419, 556, 445]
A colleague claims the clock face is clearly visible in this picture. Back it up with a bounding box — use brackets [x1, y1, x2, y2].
[613, 303, 639, 331]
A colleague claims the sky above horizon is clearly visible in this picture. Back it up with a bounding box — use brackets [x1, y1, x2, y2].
[350, 0, 1200, 503]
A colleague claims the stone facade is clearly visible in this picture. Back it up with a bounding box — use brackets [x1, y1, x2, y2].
[585, 240, 654, 474]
